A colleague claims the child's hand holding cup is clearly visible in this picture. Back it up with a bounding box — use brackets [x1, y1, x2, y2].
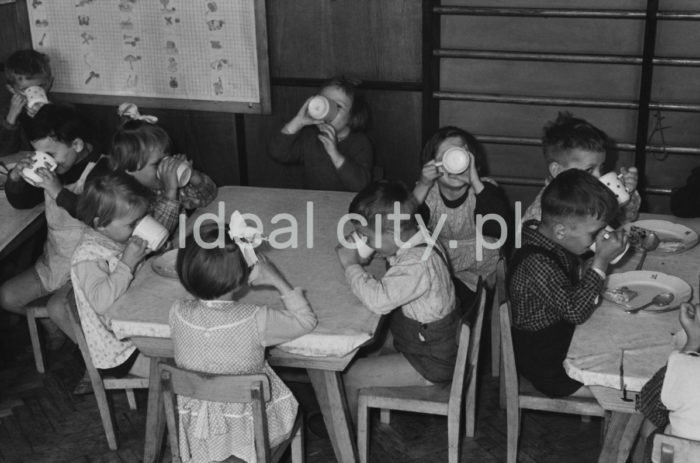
[20, 151, 57, 184]
[352, 232, 375, 260]
[157, 156, 192, 188]
[24, 86, 49, 117]
[132, 215, 169, 252]
[599, 171, 631, 205]
[589, 225, 629, 264]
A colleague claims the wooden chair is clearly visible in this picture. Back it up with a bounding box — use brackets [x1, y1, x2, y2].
[159, 363, 304, 463]
[490, 256, 507, 382]
[357, 278, 487, 463]
[499, 301, 605, 463]
[66, 291, 148, 450]
[26, 295, 52, 373]
[652, 433, 700, 463]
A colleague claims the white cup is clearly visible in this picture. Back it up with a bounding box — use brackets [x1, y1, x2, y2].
[307, 95, 338, 122]
[21, 151, 57, 184]
[437, 147, 470, 175]
[589, 225, 629, 264]
[352, 232, 375, 259]
[24, 86, 49, 112]
[157, 158, 192, 187]
[599, 171, 631, 205]
[132, 215, 169, 251]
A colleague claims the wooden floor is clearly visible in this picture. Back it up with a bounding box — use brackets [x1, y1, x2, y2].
[0, 315, 605, 463]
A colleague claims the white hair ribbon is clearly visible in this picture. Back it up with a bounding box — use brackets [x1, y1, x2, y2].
[227, 211, 264, 267]
[117, 102, 159, 124]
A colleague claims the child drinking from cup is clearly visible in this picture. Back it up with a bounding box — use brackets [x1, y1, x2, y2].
[336, 180, 458, 423]
[0, 104, 106, 346]
[71, 173, 153, 377]
[413, 126, 512, 291]
[268, 76, 373, 192]
[111, 103, 217, 234]
[522, 112, 641, 225]
[1, 49, 53, 156]
[169, 223, 316, 463]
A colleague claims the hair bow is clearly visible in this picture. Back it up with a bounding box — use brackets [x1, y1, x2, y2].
[227, 211, 265, 267]
[117, 102, 159, 124]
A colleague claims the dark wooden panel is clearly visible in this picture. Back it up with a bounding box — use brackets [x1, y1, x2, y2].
[441, 60, 640, 100]
[440, 101, 640, 142]
[441, 16, 645, 55]
[267, 0, 422, 81]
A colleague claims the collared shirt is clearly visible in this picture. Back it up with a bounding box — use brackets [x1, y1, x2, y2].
[344, 231, 456, 323]
[508, 221, 604, 331]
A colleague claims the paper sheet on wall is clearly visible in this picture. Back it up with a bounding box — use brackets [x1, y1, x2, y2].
[26, 0, 260, 103]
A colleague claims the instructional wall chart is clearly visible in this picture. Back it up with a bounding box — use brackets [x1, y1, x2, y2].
[26, 0, 270, 113]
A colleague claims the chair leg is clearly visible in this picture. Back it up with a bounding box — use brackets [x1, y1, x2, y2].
[499, 360, 506, 410]
[92, 381, 118, 450]
[379, 408, 390, 424]
[27, 310, 46, 374]
[506, 402, 520, 463]
[465, 371, 477, 437]
[490, 294, 500, 378]
[125, 389, 137, 410]
[291, 416, 304, 463]
[448, 411, 461, 463]
[357, 396, 369, 463]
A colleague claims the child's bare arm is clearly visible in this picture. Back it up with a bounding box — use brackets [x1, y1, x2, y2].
[413, 160, 440, 204]
[680, 303, 700, 353]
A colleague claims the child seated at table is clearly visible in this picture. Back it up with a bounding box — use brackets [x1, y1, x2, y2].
[413, 126, 512, 290]
[639, 302, 700, 442]
[522, 112, 640, 226]
[336, 180, 458, 422]
[267, 76, 373, 192]
[1, 49, 53, 156]
[509, 169, 626, 397]
[0, 104, 105, 347]
[111, 103, 217, 234]
[169, 223, 316, 463]
[71, 173, 152, 378]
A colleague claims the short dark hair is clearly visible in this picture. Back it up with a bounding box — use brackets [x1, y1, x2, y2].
[25, 104, 94, 147]
[420, 126, 487, 174]
[4, 49, 52, 85]
[77, 172, 152, 228]
[176, 223, 250, 300]
[541, 169, 618, 224]
[111, 119, 171, 172]
[323, 76, 371, 132]
[349, 180, 418, 232]
[542, 112, 609, 164]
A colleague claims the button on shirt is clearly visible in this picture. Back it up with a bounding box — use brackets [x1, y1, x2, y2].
[509, 221, 605, 331]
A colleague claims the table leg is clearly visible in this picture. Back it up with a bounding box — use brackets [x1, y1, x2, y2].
[143, 356, 166, 463]
[598, 411, 645, 463]
[307, 369, 358, 463]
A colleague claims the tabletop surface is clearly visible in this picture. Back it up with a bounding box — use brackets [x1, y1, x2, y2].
[565, 213, 700, 392]
[108, 186, 384, 360]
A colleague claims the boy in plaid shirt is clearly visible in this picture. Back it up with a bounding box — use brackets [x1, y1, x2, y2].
[508, 170, 626, 397]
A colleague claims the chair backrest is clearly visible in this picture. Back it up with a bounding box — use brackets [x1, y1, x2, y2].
[653, 433, 700, 463]
[448, 277, 486, 410]
[66, 289, 104, 383]
[499, 300, 520, 404]
[159, 363, 273, 463]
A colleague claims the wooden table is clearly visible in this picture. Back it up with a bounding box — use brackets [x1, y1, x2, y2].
[565, 214, 700, 463]
[0, 153, 46, 260]
[108, 186, 384, 463]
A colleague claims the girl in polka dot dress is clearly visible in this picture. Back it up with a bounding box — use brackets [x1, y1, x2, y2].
[169, 224, 317, 463]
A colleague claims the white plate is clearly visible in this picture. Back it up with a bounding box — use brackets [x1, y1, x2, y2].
[624, 219, 699, 254]
[150, 249, 179, 279]
[604, 270, 692, 312]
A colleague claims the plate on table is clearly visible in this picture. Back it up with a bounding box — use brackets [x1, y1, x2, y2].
[151, 249, 178, 279]
[603, 270, 691, 312]
[623, 219, 699, 254]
